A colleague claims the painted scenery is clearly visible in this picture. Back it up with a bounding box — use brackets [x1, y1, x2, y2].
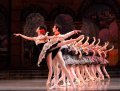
[81, 4, 118, 67]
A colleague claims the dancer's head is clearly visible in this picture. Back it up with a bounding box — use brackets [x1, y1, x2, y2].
[36, 25, 47, 35]
[52, 24, 61, 35]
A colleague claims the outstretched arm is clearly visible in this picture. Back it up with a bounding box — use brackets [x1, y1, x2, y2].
[63, 30, 81, 39]
[102, 51, 107, 58]
[100, 42, 109, 50]
[97, 50, 102, 57]
[90, 37, 96, 46]
[37, 30, 81, 41]
[14, 33, 63, 42]
[91, 49, 96, 56]
[82, 36, 89, 47]
[50, 39, 76, 51]
[102, 41, 109, 48]
[14, 33, 35, 41]
[77, 35, 84, 44]
[50, 35, 84, 50]
[72, 46, 78, 54]
[104, 41, 109, 48]
[85, 36, 89, 44]
[47, 35, 64, 40]
[78, 49, 82, 58]
[96, 38, 100, 46]
[93, 49, 96, 56]
[106, 45, 114, 52]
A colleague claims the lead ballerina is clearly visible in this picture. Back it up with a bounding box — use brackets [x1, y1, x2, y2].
[37, 24, 83, 89]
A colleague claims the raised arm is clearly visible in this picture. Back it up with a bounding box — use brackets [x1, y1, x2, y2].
[90, 37, 96, 46]
[82, 48, 89, 55]
[77, 35, 84, 44]
[91, 48, 96, 56]
[84, 36, 89, 45]
[78, 49, 82, 58]
[72, 45, 79, 54]
[106, 45, 114, 52]
[45, 32, 49, 36]
[102, 51, 107, 58]
[39, 30, 80, 41]
[47, 35, 64, 40]
[100, 42, 109, 51]
[82, 36, 89, 47]
[97, 49, 102, 57]
[95, 38, 100, 46]
[14, 33, 35, 41]
[92, 48, 96, 56]
[63, 30, 81, 39]
[104, 41, 109, 48]
[50, 39, 76, 51]
[51, 35, 84, 50]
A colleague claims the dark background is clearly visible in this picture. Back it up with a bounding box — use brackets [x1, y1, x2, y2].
[0, 0, 119, 73]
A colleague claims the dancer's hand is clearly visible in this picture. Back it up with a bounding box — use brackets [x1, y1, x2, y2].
[73, 30, 81, 34]
[45, 32, 49, 36]
[13, 33, 21, 37]
[79, 55, 82, 58]
[37, 63, 40, 67]
[75, 51, 78, 54]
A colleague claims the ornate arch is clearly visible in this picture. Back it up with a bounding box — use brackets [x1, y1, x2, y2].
[20, 5, 48, 22]
[49, 5, 76, 21]
[23, 13, 45, 37]
[54, 14, 74, 34]
[77, 0, 119, 20]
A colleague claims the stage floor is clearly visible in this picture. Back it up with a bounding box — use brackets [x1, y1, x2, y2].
[0, 78, 120, 91]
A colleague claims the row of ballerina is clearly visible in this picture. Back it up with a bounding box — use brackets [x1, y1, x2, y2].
[14, 24, 114, 90]
[37, 31, 114, 89]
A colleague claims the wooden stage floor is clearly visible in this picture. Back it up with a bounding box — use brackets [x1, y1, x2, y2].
[0, 78, 120, 91]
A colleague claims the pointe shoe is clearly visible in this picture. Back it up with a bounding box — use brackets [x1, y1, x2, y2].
[97, 77, 102, 81]
[72, 84, 76, 89]
[58, 77, 63, 83]
[67, 82, 71, 86]
[102, 76, 104, 80]
[75, 79, 81, 85]
[60, 83, 66, 87]
[85, 78, 89, 82]
[106, 75, 110, 79]
[90, 77, 95, 81]
[51, 79, 54, 86]
[100, 77, 104, 80]
[94, 77, 98, 81]
[46, 80, 50, 86]
[49, 84, 59, 90]
[80, 80, 85, 85]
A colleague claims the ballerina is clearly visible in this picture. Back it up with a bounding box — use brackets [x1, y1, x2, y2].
[37, 24, 81, 89]
[97, 42, 114, 79]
